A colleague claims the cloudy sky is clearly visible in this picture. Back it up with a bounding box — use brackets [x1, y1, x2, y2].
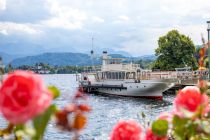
[0, 0, 210, 56]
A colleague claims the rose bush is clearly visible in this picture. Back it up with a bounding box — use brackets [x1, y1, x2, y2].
[110, 84, 210, 140]
[0, 70, 52, 124]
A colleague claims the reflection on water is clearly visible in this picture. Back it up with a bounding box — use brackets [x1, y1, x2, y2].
[0, 74, 175, 140]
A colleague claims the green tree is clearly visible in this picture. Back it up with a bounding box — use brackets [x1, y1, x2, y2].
[152, 30, 198, 70]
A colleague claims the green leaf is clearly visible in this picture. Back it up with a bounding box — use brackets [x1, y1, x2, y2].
[172, 115, 197, 139]
[152, 119, 168, 137]
[48, 86, 60, 99]
[32, 105, 57, 140]
[172, 115, 188, 139]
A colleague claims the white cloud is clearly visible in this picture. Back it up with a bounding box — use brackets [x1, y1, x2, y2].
[1, 0, 210, 55]
[118, 15, 130, 21]
[119, 40, 142, 55]
[43, 0, 87, 30]
[0, 22, 41, 35]
[92, 16, 104, 23]
[173, 24, 207, 45]
[0, 0, 6, 10]
[160, 0, 210, 17]
[0, 29, 8, 35]
[118, 23, 208, 56]
[42, 17, 84, 30]
[113, 15, 131, 24]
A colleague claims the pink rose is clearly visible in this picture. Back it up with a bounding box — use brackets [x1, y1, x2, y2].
[158, 112, 173, 122]
[0, 70, 52, 124]
[110, 120, 142, 140]
[144, 128, 167, 140]
[204, 105, 210, 115]
[174, 86, 208, 116]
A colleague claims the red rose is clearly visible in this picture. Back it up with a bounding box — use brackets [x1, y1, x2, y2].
[144, 128, 167, 140]
[0, 70, 52, 124]
[110, 120, 142, 140]
[174, 86, 208, 116]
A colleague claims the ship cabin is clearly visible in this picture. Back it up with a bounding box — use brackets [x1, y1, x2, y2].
[95, 51, 141, 81]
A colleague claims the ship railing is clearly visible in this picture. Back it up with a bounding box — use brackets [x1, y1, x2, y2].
[101, 63, 140, 71]
[122, 64, 140, 70]
[143, 70, 209, 80]
[139, 71, 197, 80]
[102, 64, 123, 71]
[82, 65, 102, 73]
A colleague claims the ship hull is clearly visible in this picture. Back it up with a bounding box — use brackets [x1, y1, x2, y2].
[79, 79, 175, 100]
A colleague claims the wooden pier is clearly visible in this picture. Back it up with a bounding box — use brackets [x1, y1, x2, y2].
[164, 79, 198, 94]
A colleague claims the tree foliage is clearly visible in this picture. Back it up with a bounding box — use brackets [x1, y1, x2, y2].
[152, 30, 198, 70]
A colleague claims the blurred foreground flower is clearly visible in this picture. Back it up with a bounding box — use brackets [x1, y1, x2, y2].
[174, 86, 209, 117]
[144, 128, 167, 140]
[0, 70, 52, 124]
[110, 120, 142, 140]
[55, 90, 91, 140]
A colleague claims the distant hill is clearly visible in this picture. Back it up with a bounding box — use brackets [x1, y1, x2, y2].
[85, 48, 132, 57]
[109, 54, 127, 58]
[0, 52, 23, 64]
[11, 52, 101, 67]
[138, 54, 157, 60]
[10, 52, 157, 68]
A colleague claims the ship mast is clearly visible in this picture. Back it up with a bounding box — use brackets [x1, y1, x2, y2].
[90, 37, 95, 71]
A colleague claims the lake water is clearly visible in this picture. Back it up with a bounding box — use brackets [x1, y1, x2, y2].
[0, 74, 175, 140]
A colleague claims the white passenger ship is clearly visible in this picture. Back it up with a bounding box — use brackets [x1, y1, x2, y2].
[78, 51, 177, 100]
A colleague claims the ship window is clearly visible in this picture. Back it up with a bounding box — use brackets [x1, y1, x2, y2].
[107, 72, 111, 79]
[111, 72, 114, 79]
[122, 72, 125, 79]
[119, 72, 122, 79]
